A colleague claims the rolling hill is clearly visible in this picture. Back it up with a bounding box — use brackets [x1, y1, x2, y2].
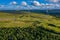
[0, 11, 60, 40]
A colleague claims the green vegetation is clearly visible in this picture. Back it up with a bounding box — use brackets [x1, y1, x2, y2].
[0, 12, 60, 40]
[0, 27, 60, 40]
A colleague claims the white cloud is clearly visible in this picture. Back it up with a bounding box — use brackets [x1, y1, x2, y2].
[0, 5, 4, 8]
[40, 3, 45, 5]
[46, 0, 60, 3]
[21, 1, 27, 6]
[50, 0, 59, 2]
[16, 6, 20, 9]
[45, 3, 50, 5]
[10, 1, 17, 5]
[33, 1, 40, 6]
[56, 4, 60, 7]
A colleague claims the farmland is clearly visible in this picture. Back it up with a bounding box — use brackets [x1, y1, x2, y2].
[0, 12, 60, 40]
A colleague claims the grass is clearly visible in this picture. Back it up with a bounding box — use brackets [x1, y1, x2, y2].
[0, 12, 60, 34]
[0, 12, 60, 40]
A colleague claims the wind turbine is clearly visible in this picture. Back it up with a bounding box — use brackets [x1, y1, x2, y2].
[46, 7, 49, 15]
[46, 3, 49, 15]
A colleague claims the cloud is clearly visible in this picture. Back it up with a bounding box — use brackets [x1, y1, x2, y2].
[0, 5, 4, 8]
[0, 1, 60, 10]
[55, 4, 60, 7]
[50, 0, 59, 2]
[46, 0, 60, 3]
[40, 3, 45, 5]
[32, 1, 40, 6]
[21, 1, 27, 6]
[10, 1, 17, 5]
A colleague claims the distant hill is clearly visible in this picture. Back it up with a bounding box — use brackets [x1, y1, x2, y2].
[0, 9, 60, 16]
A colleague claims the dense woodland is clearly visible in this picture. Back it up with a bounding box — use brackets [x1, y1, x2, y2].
[0, 27, 60, 40]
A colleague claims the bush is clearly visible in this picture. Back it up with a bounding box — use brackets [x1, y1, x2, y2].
[0, 27, 60, 40]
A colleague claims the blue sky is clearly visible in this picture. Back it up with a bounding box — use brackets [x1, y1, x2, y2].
[0, 0, 46, 4]
[0, 0, 60, 10]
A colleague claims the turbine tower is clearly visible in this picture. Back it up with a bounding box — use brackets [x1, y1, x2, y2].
[46, 4, 49, 15]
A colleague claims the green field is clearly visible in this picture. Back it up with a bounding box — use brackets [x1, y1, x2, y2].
[0, 12, 60, 40]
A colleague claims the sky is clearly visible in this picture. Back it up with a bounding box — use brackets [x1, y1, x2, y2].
[0, 0, 60, 10]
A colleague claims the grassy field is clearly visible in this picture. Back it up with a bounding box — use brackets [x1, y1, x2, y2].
[0, 12, 60, 40]
[0, 12, 60, 33]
